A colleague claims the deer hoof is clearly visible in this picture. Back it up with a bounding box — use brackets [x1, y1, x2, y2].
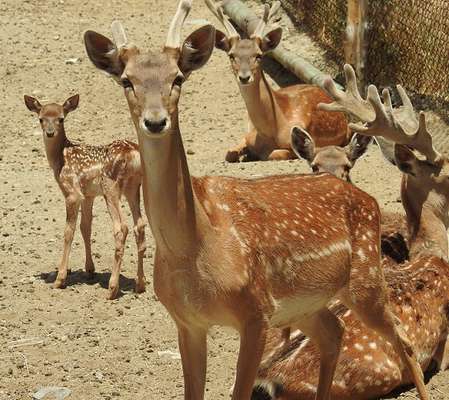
[225, 150, 240, 163]
[54, 277, 66, 289]
[135, 277, 146, 294]
[107, 285, 119, 300]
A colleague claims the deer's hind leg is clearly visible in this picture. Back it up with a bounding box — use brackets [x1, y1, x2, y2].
[80, 197, 95, 278]
[339, 239, 429, 399]
[296, 308, 344, 400]
[104, 185, 128, 300]
[124, 182, 146, 293]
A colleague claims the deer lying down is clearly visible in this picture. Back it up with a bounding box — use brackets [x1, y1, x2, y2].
[253, 65, 448, 400]
[24, 94, 146, 299]
[205, 1, 351, 162]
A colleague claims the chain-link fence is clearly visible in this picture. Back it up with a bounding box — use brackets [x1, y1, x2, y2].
[280, 0, 449, 122]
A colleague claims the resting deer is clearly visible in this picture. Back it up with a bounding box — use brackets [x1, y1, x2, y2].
[83, 2, 428, 399]
[254, 65, 448, 399]
[205, 0, 351, 162]
[24, 94, 146, 300]
[290, 127, 372, 182]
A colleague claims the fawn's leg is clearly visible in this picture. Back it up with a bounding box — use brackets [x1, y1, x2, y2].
[125, 185, 146, 293]
[177, 325, 207, 400]
[104, 193, 128, 300]
[267, 149, 296, 161]
[80, 197, 95, 277]
[232, 318, 267, 400]
[55, 196, 80, 288]
[297, 308, 344, 400]
[226, 137, 249, 163]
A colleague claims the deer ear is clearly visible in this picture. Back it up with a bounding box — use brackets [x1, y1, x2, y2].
[84, 30, 124, 78]
[347, 133, 372, 163]
[215, 29, 231, 52]
[260, 27, 282, 53]
[291, 126, 315, 162]
[24, 95, 42, 113]
[63, 94, 80, 115]
[394, 144, 419, 176]
[179, 25, 216, 76]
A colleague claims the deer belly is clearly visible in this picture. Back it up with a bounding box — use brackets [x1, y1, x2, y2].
[82, 176, 103, 197]
[269, 292, 332, 328]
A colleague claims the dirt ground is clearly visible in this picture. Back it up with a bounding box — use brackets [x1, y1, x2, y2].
[0, 0, 448, 399]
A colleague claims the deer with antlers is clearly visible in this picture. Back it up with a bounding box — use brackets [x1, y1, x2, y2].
[253, 65, 448, 399]
[83, 2, 429, 399]
[24, 94, 146, 300]
[205, 0, 351, 162]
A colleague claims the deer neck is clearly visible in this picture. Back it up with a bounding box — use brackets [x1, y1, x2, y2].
[43, 128, 70, 178]
[136, 118, 203, 259]
[402, 175, 449, 261]
[238, 71, 285, 137]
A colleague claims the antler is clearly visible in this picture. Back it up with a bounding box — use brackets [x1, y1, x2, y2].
[252, 1, 281, 39]
[319, 64, 441, 163]
[111, 20, 128, 48]
[205, 0, 240, 39]
[165, 0, 192, 49]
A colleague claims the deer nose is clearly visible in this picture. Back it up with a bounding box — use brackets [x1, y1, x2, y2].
[239, 74, 251, 84]
[144, 118, 167, 134]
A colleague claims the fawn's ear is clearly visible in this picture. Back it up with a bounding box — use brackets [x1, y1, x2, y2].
[84, 30, 125, 78]
[394, 144, 419, 176]
[291, 126, 315, 163]
[63, 94, 80, 115]
[24, 95, 42, 113]
[179, 25, 216, 77]
[259, 27, 282, 53]
[215, 29, 231, 52]
[346, 133, 372, 163]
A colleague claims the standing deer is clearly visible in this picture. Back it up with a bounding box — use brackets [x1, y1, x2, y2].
[24, 94, 146, 300]
[205, 0, 351, 162]
[83, 2, 428, 399]
[254, 65, 448, 399]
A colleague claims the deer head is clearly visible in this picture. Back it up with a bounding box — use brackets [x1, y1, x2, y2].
[24, 94, 79, 138]
[206, 0, 282, 85]
[291, 126, 372, 182]
[83, 0, 215, 137]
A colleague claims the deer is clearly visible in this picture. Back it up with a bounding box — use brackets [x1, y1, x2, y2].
[83, 2, 429, 399]
[253, 64, 449, 400]
[290, 127, 372, 182]
[204, 0, 351, 163]
[24, 94, 146, 300]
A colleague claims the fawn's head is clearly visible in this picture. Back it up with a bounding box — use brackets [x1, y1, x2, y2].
[206, 0, 282, 85]
[24, 94, 79, 138]
[84, 0, 215, 138]
[291, 126, 372, 182]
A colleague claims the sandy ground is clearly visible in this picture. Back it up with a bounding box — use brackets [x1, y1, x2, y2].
[0, 0, 448, 399]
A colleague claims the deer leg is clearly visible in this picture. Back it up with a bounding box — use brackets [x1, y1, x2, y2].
[125, 185, 146, 294]
[226, 138, 249, 163]
[55, 196, 80, 288]
[104, 193, 128, 300]
[232, 318, 267, 400]
[297, 308, 344, 400]
[177, 325, 207, 400]
[267, 149, 296, 161]
[80, 197, 95, 278]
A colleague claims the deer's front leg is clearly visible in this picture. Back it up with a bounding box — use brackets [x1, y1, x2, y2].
[232, 318, 267, 400]
[178, 325, 207, 400]
[80, 197, 95, 278]
[267, 149, 296, 161]
[226, 138, 249, 163]
[55, 196, 80, 288]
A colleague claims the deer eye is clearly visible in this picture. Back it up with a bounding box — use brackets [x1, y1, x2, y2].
[121, 78, 134, 90]
[255, 54, 263, 62]
[172, 75, 185, 88]
[311, 165, 319, 173]
[39, 118, 43, 123]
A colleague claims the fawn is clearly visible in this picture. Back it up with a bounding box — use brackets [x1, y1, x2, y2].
[24, 94, 146, 300]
